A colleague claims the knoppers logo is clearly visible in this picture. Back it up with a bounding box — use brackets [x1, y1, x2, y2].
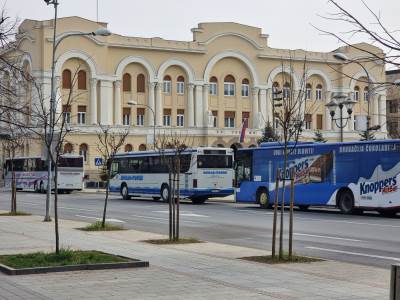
[360, 176, 398, 195]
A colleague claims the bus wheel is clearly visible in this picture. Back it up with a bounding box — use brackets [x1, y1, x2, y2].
[40, 182, 45, 194]
[160, 184, 170, 202]
[192, 197, 207, 205]
[121, 184, 130, 200]
[298, 205, 310, 211]
[34, 182, 39, 193]
[338, 190, 354, 214]
[257, 188, 270, 209]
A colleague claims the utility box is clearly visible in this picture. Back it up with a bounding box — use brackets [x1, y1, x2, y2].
[391, 264, 400, 300]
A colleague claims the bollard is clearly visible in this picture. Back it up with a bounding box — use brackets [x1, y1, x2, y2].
[391, 264, 400, 300]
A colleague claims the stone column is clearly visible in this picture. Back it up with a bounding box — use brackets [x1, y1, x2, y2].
[99, 80, 113, 125]
[202, 84, 210, 127]
[90, 78, 98, 124]
[379, 94, 387, 132]
[251, 87, 259, 129]
[259, 88, 267, 127]
[187, 83, 194, 127]
[113, 80, 122, 126]
[155, 82, 163, 126]
[147, 82, 156, 126]
[325, 91, 332, 130]
[195, 84, 203, 127]
[372, 94, 379, 126]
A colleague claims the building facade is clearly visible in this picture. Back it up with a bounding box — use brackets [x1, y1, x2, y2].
[4, 16, 388, 178]
[386, 69, 400, 138]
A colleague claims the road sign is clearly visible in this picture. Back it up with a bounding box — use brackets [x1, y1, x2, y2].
[94, 157, 103, 166]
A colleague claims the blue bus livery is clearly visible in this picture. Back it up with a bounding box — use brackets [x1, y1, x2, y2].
[234, 140, 400, 215]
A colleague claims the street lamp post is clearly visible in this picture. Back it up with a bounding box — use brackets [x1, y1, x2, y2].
[326, 95, 357, 142]
[44, 0, 111, 222]
[127, 100, 156, 149]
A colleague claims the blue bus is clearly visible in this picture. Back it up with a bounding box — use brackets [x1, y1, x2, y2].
[234, 140, 400, 216]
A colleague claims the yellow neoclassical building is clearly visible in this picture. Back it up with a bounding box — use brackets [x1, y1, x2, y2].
[8, 16, 388, 177]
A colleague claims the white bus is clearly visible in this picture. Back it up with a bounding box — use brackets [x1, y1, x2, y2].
[3, 155, 84, 193]
[109, 147, 234, 204]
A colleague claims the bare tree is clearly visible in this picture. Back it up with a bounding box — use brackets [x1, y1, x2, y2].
[96, 125, 128, 228]
[155, 131, 192, 241]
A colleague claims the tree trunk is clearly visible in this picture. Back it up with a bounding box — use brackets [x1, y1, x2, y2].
[102, 168, 111, 228]
[171, 170, 176, 240]
[168, 170, 173, 240]
[289, 170, 295, 258]
[176, 158, 180, 240]
[54, 164, 60, 254]
[272, 169, 280, 258]
[279, 144, 288, 259]
[11, 168, 16, 214]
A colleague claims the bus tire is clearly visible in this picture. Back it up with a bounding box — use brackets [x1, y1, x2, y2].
[121, 184, 130, 200]
[298, 205, 310, 211]
[192, 197, 207, 205]
[257, 188, 270, 209]
[160, 184, 170, 202]
[34, 181, 40, 193]
[40, 181, 45, 194]
[338, 190, 354, 214]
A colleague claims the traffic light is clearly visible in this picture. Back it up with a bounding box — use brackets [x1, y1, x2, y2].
[273, 89, 283, 107]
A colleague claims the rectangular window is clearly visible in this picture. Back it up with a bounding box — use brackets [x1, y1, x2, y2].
[163, 81, 171, 94]
[77, 105, 86, 125]
[212, 111, 218, 128]
[306, 88, 311, 100]
[209, 82, 217, 96]
[224, 83, 235, 96]
[62, 105, 71, 124]
[242, 112, 250, 126]
[123, 107, 131, 126]
[224, 111, 235, 128]
[176, 109, 184, 127]
[241, 84, 249, 97]
[177, 82, 185, 95]
[163, 109, 171, 126]
[354, 91, 359, 101]
[305, 114, 312, 130]
[316, 114, 323, 130]
[137, 108, 144, 126]
[283, 87, 290, 100]
[364, 91, 369, 102]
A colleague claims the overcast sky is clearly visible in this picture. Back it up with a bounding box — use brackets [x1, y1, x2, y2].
[4, 0, 400, 52]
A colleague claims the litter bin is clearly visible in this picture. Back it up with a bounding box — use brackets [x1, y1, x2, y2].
[391, 264, 400, 300]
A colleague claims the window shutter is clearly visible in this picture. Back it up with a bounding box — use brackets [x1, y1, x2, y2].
[177, 109, 184, 115]
[123, 107, 131, 115]
[78, 105, 86, 112]
[62, 69, 71, 89]
[78, 70, 86, 90]
[137, 108, 145, 115]
[164, 109, 171, 115]
[225, 111, 235, 118]
[137, 74, 145, 93]
[242, 112, 250, 118]
[123, 73, 131, 92]
[317, 114, 323, 129]
[212, 110, 218, 116]
[305, 114, 312, 122]
[62, 105, 71, 112]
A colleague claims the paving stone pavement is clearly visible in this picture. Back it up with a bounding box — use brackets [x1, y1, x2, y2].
[0, 213, 390, 300]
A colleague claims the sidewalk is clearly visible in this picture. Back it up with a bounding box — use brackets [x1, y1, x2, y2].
[0, 211, 390, 300]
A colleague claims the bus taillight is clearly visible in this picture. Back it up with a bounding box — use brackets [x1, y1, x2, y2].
[232, 178, 236, 187]
[193, 179, 197, 188]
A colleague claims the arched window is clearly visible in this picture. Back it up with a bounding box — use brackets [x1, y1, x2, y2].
[123, 73, 131, 92]
[272, 82, 280, 100]
[363, 86, 369, 101]
[77, 70, 87, 90]
[137, 74, 145, 93]
[316, 84, 323, 101]
[163, 75, 172, 94]
[241, 78, 249, 97]
[224, 75, 235, 96]
[139, 144, 146, 151]
[124, 144, 133, 152]
[63, 143, 73, 154]
[209, 76, 218, 96]
[177, 75, 185, 95]
[283, 82, 290, 100]
[306, 83, 312, 100]
[354, 86, 360, 101]
[62, 69, 71, 89]
[79, 143, 88, 162]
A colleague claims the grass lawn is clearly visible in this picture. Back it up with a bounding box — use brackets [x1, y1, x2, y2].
[240, 254, 322, 264]
[77, 221, 126, 231]
[144, 238, 202, 245]
[0, 249, 128, 269]
[0, 211, 31, 216]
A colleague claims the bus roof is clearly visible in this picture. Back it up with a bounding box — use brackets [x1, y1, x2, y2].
[239, 139, 400, 152]
[114, 147, 232, 158]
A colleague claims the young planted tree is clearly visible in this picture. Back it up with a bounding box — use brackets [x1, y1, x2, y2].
[257, 121, 280, 144]
[313, 130, 327, 143]
[96, 125, 129, 228]
[359, 129, 375, 141]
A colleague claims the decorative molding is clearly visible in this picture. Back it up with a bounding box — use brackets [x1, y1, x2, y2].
[266, 65, 300, 90]
[199, 32, 264, 50]
[115, 56, 156, 81]
[157, 58, 196, 83]
[306, 69, 333, 91]
[54, 49, 98, 78]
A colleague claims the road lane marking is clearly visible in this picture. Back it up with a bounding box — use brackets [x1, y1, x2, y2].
[152, 210, 209, 218]
[294, 233, 362, 242]
[306, 246, 400, 262]
[75, 215, 125, 223]
[236, 209, 274, 215]
[298, 218, 400, 228]
[59, 206, 98, 212]
[131, 214, 199, 224]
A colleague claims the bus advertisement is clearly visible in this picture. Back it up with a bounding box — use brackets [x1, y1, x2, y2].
[3, 155, 84, 193]
[109, 147, 234, 204]
[234, 140, 400, 216]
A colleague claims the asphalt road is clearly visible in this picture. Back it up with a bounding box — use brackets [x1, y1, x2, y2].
[1, 191, 399, 269]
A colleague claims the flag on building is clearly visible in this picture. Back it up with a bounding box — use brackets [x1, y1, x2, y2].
[239, 118, 248, 143]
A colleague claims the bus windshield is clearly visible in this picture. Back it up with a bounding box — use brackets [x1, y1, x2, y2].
[58, 157, 83, 168]
[197, 155, 232, 169]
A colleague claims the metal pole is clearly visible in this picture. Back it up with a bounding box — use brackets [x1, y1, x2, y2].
[390, 264, 400, 300]
[339, 104, 344, 143]
[44, 0, 59, 222]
